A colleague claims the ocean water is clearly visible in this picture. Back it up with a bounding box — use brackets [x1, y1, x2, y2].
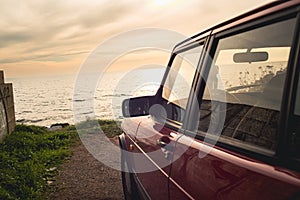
[8, 68, 165, 127]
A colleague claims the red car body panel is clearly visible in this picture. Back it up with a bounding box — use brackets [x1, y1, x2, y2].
[122, 116, 300, 199]
[120, 1, 300, 199]
[170, 135, 300, 199]
[122, 117, 175, 199]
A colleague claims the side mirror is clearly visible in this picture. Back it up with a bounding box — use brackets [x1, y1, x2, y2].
[122, 96, 156, 117]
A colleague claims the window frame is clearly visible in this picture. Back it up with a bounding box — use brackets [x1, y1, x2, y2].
[185, 8, 300, 165]
[284, 12, 300, 172]
[157, 39, 208, 131]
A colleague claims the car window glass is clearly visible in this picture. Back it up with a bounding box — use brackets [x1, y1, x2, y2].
[162, 45, 203, 122]
[198, 17, 296, 153]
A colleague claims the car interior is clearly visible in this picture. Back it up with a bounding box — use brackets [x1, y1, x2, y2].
[197, 17, 296, 152]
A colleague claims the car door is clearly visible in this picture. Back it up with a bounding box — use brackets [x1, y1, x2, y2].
[126, 42, 204, 199]
[169, 13, 300, 199]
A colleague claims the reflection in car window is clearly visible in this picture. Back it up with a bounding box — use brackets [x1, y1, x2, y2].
[163, 44, 203, 122]
[198, 17, 296, 153]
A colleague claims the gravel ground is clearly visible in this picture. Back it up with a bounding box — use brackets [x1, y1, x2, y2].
[49, 138, 124, 200]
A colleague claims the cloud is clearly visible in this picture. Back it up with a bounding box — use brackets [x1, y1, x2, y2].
[0, 0, 273, 77]
[0, 0, 140, 63]
[0, 50, 91, 64]
[0, 31, 36, 47]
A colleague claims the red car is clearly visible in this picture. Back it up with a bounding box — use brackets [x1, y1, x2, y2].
[119, 1, 300, 199]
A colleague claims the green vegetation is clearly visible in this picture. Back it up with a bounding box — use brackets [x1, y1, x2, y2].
[0, 120, 121, 200]
[75, 119, 121, 138]
[0, 124, 77, 199]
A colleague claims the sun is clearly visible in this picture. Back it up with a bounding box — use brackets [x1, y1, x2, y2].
[153, 0, 175, 6]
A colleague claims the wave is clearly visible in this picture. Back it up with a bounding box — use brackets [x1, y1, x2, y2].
[101, 94, 131, 97]
[16, 118, 46, 124]
[73, 99, 85, 102]
[12, 72, 160, 126]
[21, 111, 33, 114]
[53, 108, 72, 112]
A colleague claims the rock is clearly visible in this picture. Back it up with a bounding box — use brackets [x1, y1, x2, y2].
[48, 123, 70, 131]
[50, 123, 69, 128]
[48, 126, 63, 131]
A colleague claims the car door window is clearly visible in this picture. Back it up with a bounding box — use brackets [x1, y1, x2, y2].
[162, 44, 203, 123]
[197, 17, 297, 154]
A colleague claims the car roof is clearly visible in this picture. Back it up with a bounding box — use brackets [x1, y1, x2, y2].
[174, 0, 300, 51]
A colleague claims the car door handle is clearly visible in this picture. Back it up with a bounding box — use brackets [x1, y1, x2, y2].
[157, 136, 174, 151]
[157, 136, 170, 147]
[157, 139, 167, 147]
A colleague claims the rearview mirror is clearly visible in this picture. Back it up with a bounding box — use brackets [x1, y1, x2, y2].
[233, 51, 268, 63]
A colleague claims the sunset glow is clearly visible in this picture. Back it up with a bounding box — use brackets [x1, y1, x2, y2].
[153, 0, 175, 6]
[0, 0, 272, 78]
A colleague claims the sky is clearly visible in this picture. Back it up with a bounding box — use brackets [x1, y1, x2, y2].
[0, 0, 272, 78]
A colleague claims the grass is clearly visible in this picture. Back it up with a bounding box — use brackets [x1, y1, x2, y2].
[0, 124, 77, 200]
[75, 119, 122, 138]
[0, 119, 121, 200]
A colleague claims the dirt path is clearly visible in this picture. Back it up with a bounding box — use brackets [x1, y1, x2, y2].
[49, 139, 124, 200]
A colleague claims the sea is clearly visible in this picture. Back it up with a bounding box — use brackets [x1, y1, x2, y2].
[8, 68, 165, 127]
